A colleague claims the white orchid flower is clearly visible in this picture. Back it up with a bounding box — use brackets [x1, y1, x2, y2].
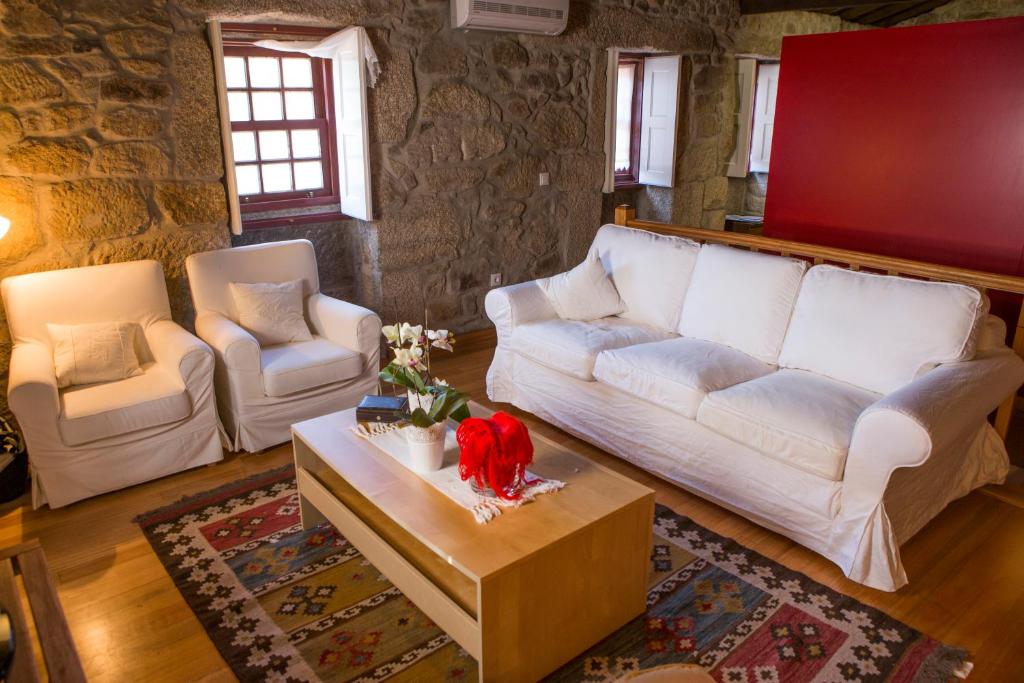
[433, 377, 449, 386]
[399, 323, 423, 344]
[394, 345, 424, 369]
[382, 324, 400, 344]
[431, 337, 453, 352]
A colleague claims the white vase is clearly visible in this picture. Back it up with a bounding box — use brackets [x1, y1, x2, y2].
[405, 422, 447, 473]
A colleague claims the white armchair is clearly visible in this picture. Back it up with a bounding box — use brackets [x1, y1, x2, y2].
[186, 240, 381, 452]
[2, 261, 224, 508]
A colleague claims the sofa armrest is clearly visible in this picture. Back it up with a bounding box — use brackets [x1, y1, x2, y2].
[844, 349, 1024, 506]
[195, 312, 260, 372]
[306, 293, 381, 361]
[144, 320, 213, 388]
[8, 342, 60, 428]
[484, 280, 558, 345]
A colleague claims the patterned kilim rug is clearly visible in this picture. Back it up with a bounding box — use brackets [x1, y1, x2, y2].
[136, 465, 971, 682]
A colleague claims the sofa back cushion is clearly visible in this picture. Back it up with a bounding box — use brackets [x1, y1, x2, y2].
[678, 244, 807, 363]
[778, 265, 985, 394]
[591, 224, 700, 331]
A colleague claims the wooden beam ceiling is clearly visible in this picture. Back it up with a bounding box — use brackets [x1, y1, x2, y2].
[739, 0, 953, 27]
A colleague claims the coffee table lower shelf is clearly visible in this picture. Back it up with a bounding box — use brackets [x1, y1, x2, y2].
[293, 414, 654, 683]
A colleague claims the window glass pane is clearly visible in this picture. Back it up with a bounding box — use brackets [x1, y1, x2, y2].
[261, 162, 292, 193]
[291, 129, 321, 159]
[232, 131, 257, 162]
[235, 165, 260, 196]
[224, 57, 247, 88]
[258, 130, 290, 161]
[294, 161, 324, 190]
[282, 58, 313, 87]
[248, 57, 280, 88]
[285, 91, 315, 120]
[251, 91, 283, 121]
[227, 91, 250, 122]
[614, 63, 635, 172]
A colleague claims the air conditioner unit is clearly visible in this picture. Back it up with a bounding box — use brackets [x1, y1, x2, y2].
[451, 0, 569, 36]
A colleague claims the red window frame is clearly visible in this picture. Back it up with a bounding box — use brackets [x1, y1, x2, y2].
[221, 25, 342, 228]
[614, 54, 645, 189]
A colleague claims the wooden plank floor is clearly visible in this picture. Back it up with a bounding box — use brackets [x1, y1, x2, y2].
[1, 346, 1022, 681]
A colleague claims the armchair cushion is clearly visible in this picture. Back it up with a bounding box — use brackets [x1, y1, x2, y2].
[58, 363, 191, 447]
[48, 321, 144, 388]
[697, 369, 880, 481]
[230, 280, 313, 346]
[260, 337, 363, 397]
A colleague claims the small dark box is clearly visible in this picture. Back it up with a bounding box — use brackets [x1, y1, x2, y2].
[356, 394, 408, 425]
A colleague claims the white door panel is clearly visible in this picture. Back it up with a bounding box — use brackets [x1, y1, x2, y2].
[638, 54, 681, 187]
[749, 62, 779, 174]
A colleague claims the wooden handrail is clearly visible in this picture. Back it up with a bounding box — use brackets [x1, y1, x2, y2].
[612, 204, 1024, 440]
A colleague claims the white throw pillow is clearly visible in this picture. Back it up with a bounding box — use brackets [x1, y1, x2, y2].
[229, 280, 313, 346]
[592, 224, 701, 330]
[538, 254, 625, 321]
[48, 321, 144, 389]
[778, 265, 986, 394]
[678, 244, 807, 364]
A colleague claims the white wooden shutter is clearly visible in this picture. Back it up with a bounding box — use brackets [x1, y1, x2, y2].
[332, 29, 373, 221]
[727, 58, 757, 178]
[638, 54, 681, 187]
[749, 62, 779, 174]
[207, 21, 243, 235]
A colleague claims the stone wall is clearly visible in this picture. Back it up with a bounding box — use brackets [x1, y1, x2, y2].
[0, 0, 737, 414]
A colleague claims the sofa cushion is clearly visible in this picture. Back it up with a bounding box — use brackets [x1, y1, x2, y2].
[591, 224, 700, 331]
[594, 338, 775, 419]
[58, 363, 191, 447]
[261, 336, 363, 397]
[696, 369, 880, 481]
[508, 317, 676, 381]
[678, 244, 807, 364]
[778, 265, 986, 394]
[538, 253, 625, 321]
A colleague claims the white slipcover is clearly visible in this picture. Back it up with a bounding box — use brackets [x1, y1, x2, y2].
[779, 265, 986, 394]
[485, 229, 1024, 591]
[594, 337, 774, 419]
[187, 240, 381, 452]
[2, 261, 224, 508]
[591, 224, 700, 331]
[678, 244, 806, 363]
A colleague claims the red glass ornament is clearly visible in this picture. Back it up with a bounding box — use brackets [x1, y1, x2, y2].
[455, 411, 534, 501]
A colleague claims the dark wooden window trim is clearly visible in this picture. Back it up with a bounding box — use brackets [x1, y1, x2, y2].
[614, 53, 645, 189]
[219, 25, 344, 229]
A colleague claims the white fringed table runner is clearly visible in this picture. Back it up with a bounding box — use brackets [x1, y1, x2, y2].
[351, 423, 565, 524]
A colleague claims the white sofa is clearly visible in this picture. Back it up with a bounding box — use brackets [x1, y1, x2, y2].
[186, 240, 381, 452]
[486, 224, 1024, 591]
[2, 261, 224, 508]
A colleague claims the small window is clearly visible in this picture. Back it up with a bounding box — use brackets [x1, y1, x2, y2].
[614, 54, 644, 187]
[222, 46, 340, 224]
[607, 52, 681, 190]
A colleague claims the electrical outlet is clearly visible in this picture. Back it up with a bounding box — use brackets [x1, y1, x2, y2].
[538, 172, 550, 186]
[490, 273, 502, 287]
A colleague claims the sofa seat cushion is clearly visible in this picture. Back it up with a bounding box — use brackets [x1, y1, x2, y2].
[58, 363, 191, 447]
[261, 336, 362, 397]
[594, 338, 775, 419]
[508, 317, 676, 381]
[697, 369, 880, 480]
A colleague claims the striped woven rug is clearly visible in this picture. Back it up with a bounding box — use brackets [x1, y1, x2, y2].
[136, 465, 970, 682]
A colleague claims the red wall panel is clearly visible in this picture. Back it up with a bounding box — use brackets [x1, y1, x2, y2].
[762, 17, 1024, 276]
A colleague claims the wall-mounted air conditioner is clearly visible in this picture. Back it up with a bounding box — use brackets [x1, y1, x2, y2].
[451, 0, 569, 36]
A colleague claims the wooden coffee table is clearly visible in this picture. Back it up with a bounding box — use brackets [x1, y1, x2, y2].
[291, 402, 654, 682]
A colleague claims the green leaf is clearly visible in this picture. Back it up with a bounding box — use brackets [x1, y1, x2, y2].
[409, 407, 435, 428]
[450, 403, 471, 423]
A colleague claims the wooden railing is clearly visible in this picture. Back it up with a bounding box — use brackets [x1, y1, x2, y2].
[613, 204, 1024, 440]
